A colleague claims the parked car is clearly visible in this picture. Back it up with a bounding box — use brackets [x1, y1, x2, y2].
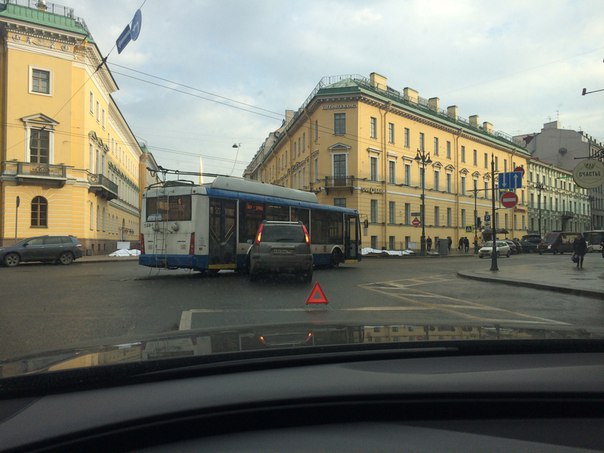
[505, 240, 519, 254]
[520, 239, 539, 253]
[248, 221, 313, 282]
[537, 231, 580, 255]
[478, 241, 511, 258]
[0, 235, 83, 267]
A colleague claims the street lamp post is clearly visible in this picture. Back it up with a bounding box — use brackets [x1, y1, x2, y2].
[535, 182, 545, 238]
[414, 149, 432, 256]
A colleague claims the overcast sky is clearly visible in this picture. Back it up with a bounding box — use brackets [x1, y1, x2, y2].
[59, 0, 604, 176]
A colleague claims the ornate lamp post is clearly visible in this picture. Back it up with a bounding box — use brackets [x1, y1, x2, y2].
[414, 149, 432, 256]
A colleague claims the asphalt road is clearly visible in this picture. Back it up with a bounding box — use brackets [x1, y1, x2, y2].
[1, 254, 602, 360]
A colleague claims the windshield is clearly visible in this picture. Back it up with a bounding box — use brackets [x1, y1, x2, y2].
[1, 0, 604, 382]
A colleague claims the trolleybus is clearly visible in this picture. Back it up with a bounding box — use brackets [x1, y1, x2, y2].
[139, 176, 361, 272]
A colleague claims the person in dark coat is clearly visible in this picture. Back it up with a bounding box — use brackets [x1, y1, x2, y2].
[573, 234, 588, 270]
[426, 236, 432, 252]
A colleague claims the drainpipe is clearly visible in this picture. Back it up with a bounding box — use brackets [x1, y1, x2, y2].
[454, 128, 462, 248]
[381, 102, 391, 249]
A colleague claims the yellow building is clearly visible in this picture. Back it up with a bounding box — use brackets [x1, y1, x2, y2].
[245, 72, 530, 251]
[0, 1, 146, 254]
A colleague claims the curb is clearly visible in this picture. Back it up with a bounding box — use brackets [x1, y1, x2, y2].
[457, 270, 604, 300]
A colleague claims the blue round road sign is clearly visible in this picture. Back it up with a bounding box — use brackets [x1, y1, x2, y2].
[130, 9, 142, 41]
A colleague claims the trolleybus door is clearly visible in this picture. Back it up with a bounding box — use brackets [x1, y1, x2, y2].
[208, 198, 237, 268]
[345, 214, 360, 260]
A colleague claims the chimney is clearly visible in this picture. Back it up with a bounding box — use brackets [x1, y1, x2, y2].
[428, 97, 440, 111]
[483, 122, 493, 134]
[403, 87, 419, 104]
[469, 115, 479, 128]
[447, 105, 458, 120]
[285, 110, 295, 122]
[369, 72, 388, 91]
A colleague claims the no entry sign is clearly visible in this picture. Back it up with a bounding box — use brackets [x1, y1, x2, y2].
[500, 191, 518, 208]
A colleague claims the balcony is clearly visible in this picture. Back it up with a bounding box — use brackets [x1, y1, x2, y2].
[6, 161, 68, 187]
[88, 173, 118, 201]
[324, 176, 354, 194]
[561, 211, 574, 219]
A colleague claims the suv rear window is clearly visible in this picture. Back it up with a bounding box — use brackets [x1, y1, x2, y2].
[261, 225, 305, 243]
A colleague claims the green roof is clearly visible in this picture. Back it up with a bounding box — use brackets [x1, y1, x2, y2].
[0, 1, 91, 40]
[315, 75, 529, 154]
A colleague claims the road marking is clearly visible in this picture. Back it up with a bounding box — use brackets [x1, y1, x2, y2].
[358, 275, 571, 326]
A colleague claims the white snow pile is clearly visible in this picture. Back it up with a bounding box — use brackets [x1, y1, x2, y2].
[361, 247, 416, 256]
[108, 249, 141, 257]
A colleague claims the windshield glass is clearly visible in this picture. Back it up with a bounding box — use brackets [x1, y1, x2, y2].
[1, 0, 603, 381]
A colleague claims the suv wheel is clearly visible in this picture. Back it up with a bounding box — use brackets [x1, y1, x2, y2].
[58, 252, 74, 265]
[4, 253, 20, 267]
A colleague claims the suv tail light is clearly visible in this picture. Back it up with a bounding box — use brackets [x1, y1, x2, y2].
[140, 234, 145, 254]
[302, 224, 310, 245]
[254, 223, 265, 245]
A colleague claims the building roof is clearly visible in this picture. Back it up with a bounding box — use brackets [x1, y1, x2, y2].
[0, 0, 91, 39]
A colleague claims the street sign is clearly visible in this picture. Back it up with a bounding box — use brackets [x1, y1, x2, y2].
[465, 226, 473, 232]
[500, 191, 518, 208]
[484, 214, 491, 222]
[116, 25, 131, 54]
[412, 217, 420, 227]
[130, 9, 142, 41]
[514, 166, 525, 175]
[498, 171, 523, 189]
[116, 9, 143, 54]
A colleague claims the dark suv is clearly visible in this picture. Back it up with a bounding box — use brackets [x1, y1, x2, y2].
[0, 235, 83, 267]
[248, 221, 313, 282]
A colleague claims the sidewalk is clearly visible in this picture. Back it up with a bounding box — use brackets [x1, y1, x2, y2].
[457, 253, 604, 299]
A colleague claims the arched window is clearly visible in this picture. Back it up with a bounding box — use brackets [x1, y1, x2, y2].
[31, 196, 48, 227]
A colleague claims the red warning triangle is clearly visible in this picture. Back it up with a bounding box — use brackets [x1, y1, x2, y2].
[306, 282, 328, 305]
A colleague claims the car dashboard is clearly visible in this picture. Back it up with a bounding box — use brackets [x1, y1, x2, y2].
[1, 341, 604, 452]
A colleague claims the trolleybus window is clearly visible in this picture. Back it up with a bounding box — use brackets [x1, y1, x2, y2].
[239, 202, 265, 243]
[311, 210, 343, 244]
[145, 195, 192, 221]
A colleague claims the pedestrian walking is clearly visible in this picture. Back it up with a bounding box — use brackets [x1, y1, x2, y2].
[458, 237, 464, 252]
[447, 237, 452, 252]
[426, 236, 432, 252]
[464, 237, 470, 254]
[572, 234, 588, 270]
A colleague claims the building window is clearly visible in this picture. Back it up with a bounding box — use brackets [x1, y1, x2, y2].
[473, 149, 477, 166]
[434, 137, 439, 155]
[434, 206, 440, 226]
[334, 113, 346, 135]
[30, 68, 51, 95]
[389, 236, 396, 250]
[484, 181, 489, 199]
[446, 173, 452, 193]
[404, 163, 411, 185]
[370, 156, 378, 181]
[484, 153, 488, 168]
[446, 141, 451, 159]
[90, 91, 94, 113]
[388, 160, 396, 184]
[419, 132, 425, 151]
[29, 128, 50, 164]
[461, 176, 466, 195]
[434, 170, 440, 191]
[461, 209, 466, 227]
[370, 117, 377, 139]
[404, 128, 410, 148]
[389, 201, 396, 224]
[404, 203, 411, 225]
[334, 198, 346, 207]
[333, 154, 347, 180]
[447, 207, 452, 227]
[314, 157, 318, 182]
[371, 236, 378, 249]
[314, 120, 319, 142]
[388, 122, 395, 143]
[370, 199, 378, 223]
[461, 146, 466, 163]
[31, 196, 48, 227]
[495, 156, 499, 171]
